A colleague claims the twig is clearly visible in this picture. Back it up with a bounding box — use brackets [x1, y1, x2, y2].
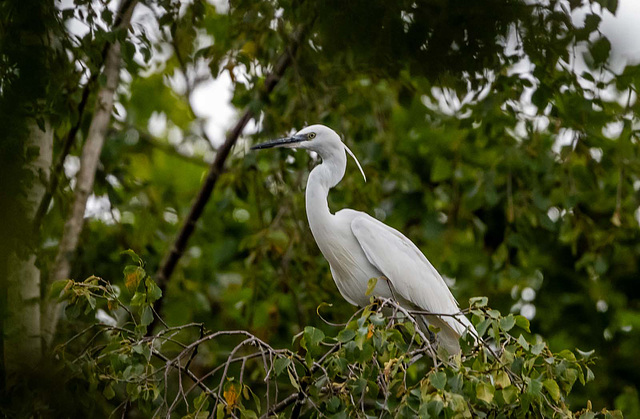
[156, 349, 220, 415]
[261, 392, 300, 418]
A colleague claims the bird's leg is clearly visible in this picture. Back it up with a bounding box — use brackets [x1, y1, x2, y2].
[382, 276, 398, 303]
[383, 277, 436, 344]
[380, 276, 436, 345]
[419, 316, 437, 344]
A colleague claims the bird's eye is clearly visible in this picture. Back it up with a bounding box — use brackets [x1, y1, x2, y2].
[308, 132, 316, 140]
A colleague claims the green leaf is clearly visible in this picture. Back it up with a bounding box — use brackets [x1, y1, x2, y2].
[469, 296, 488, 307]
[576, 348, 595, 360]
[583, 14, 601, 34]
[303, 326, 325, 347]
[589, 37, 611, 66]
[431, 157, 452, 182]
[429, 371, 447, 390]
[499, 314, 516, 331]
[65, 301, 83, 319]
[337, 329, 356, 343]
[86, 294, 96, 309]
[487, 309, 500, 319]
[426, 398, 444, 416]
[448, 393, 467, 413]
[514, 315, 530, 332]
[557, 349, 577, 361]
[303, 326, 325, 360]
[140, 306, 154, 326]
[517, 334, 530, 351]
[130, 292, 145, 306]
[239, 409, 257, 419]
[476, 319, 491, 337]
[49, 279, 70, 299]
[287, 367, 300, 390]
[250, 386, 261, 414]
[194, 391, 210, 411]
[585, 366, 595, 383]
[366, 277, 377, 296]
[145, 277, 163, 302]
[326, 396, 340, 413]
[273, 358, 291, 376]
[543, 379, 561, 402]
[121, 249, 143, 265]
[531, 342, 545, 355]
[103, 383, 115, 400]
[476, 382, 495, 404]
[502, 386, 517, 404]
[527, 379, 543, 398]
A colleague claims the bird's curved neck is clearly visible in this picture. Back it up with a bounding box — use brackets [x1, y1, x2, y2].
[305, 149, 346, 233]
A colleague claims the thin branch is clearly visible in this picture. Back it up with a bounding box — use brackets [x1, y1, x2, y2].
[152, 25, 310, 324]
[262, 392, 300, 418]
[152, 349, 217, 400]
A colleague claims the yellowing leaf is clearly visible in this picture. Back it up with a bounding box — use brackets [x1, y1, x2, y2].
[124, 266, 145, 292]
[476, 382, 494, 404]
[107, 299, 117, 311]
[223, 383, 239, 411]
[543, 379, 561, 402]
[494, 371, 511, 389]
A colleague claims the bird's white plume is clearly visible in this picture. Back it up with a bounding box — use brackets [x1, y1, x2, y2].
[344, 143, 366, 182]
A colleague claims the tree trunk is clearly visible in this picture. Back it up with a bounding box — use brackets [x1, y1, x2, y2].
[42, 0, 138, 346]
[3, 122, 53, 378]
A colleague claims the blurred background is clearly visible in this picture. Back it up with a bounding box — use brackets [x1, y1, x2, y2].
[1, 0, 639, 415]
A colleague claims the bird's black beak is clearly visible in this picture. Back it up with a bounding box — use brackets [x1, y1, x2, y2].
[251, 134, 307, 150]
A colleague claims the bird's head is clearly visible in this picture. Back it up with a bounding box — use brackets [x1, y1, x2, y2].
[251, 124, 366, 181]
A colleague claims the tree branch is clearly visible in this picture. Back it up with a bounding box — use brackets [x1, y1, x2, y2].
[152, 25, 309, 309]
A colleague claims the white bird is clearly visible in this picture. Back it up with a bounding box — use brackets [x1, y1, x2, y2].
[252, 124, 474, 354]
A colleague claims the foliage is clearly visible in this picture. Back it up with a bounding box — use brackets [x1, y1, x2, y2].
[54, 255, 621, 417]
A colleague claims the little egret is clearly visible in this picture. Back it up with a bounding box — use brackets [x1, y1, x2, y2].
[252, 125, 474, 353]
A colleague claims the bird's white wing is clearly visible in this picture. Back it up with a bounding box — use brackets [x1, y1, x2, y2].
[350, 215, 472, 337]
